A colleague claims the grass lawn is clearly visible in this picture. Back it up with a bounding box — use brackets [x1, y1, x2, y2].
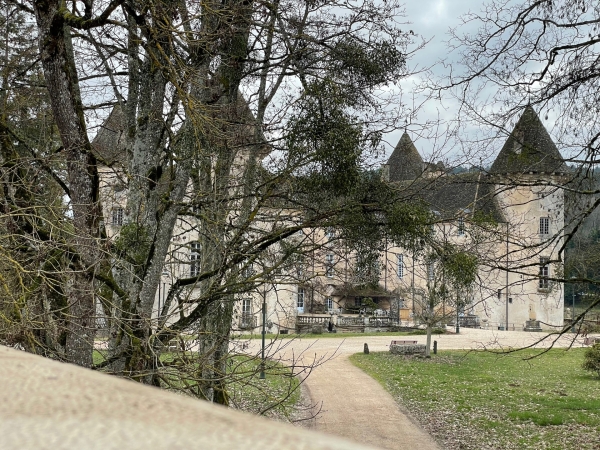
[238, 330, 416, 340]
[350, 349, 600, 450]
[93, 350, 301, 421]
[226, 355, 301, 420]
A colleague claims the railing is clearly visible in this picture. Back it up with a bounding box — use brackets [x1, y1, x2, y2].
[297, 316, 330, 325]
[239, 315, 257, 330]
[297, 314, 401, 329]
[458, 314, 480, 328]
[481, 321, 518, 331]
[565, 318, 600, 329]
[338, 316, 364, 326]
[368, 316, 392, 326]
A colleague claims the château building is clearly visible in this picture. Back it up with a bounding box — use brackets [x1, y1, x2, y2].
[94, 105, 567, 334]
[251, 106, 567, 333]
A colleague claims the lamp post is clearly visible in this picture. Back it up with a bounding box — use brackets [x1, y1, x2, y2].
[570, 276, 576, 333]
[157, 283, 161, 319]
[456, 299, 460, 334]
[505, 221, 509, 331]
[411, 252, 415, 322]
[260, 287, 266, 380]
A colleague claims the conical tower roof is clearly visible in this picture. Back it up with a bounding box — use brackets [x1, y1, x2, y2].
[490, 106, 567, 175]
[92, 105, 126, 165]
[387, 132, 424, 181]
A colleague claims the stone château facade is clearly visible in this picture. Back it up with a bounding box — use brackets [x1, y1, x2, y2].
[94, 104, 567, 334]
[252, 106, 567, 333]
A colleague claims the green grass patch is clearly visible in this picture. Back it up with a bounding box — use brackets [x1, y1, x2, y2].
[406, 328, 447, 335]
[93, 350, 105, 365]
[227, 355, 301, 419]
[93, 350, 300, 421]
[350, 349, 600, 450]
[238, 330, 412, 340]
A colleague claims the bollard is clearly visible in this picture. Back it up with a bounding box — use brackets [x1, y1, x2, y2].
[364, 343, 370, 354]
[433, 340, 437, 355]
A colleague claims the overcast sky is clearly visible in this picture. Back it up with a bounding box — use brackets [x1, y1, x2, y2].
[383, 0, 495, 166]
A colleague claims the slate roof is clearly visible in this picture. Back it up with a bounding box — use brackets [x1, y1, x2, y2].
[400, 173, 505, 223]
[489, 105, 568, 175]
[386, 131, 504, 222]
[385, 109, 569, 223]
[386, 132, 424, 182]
[91, 93, 270, 165]
[92, 105, 126, 165]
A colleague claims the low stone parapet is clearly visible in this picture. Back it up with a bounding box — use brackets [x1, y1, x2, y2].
[389, 343, 426, 355]
[0, 345, 372, 450]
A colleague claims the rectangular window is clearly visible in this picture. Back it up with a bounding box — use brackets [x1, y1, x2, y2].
[112, 207, 124, 226]
[242, 298, 252, 315]
[297, 288, 305, 309]
[539, 217, 550, 235]
[241, 264, 254, 278]
[457, 217, 465, 236]
[190, 242, 201, 277]
[325, 253, 334, 278]
[326, 297, 333, 311]
[397, 254, 404, 279]
[539, 257, 549, 289]
[427, 262, 435, 281]
[240, 299, 254, 329]
[325, 227, 335, 238]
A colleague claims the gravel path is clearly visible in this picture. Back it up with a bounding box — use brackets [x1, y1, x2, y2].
[245, 328, 590, 450]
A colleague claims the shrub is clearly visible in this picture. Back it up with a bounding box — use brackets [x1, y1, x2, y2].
[582, 343, 600, 377]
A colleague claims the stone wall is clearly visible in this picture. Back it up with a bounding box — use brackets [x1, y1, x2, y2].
[389, 344, 426, 355]
[0, 346, 373, 450]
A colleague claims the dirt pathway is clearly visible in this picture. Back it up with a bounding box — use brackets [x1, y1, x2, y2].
[245, 328, 590, 450]
[304, 352, 441, 450]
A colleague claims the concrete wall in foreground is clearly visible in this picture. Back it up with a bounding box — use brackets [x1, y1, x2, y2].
[0, 346, 378, 450]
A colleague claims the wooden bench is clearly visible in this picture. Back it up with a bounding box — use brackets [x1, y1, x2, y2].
[391, 340, 418, 345]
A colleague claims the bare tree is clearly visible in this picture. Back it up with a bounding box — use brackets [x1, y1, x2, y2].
[1, 0, 446, 407]
[436, 0, 600, 337]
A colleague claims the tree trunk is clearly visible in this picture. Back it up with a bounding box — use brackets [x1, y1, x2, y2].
[34, 0, 100, 367]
